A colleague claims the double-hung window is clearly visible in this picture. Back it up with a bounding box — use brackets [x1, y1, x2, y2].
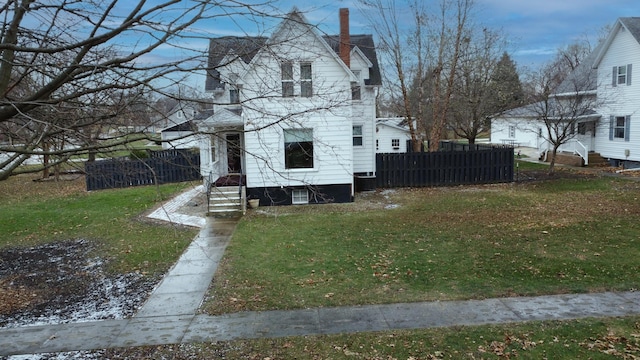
[229, 89, 240, 104]
[613, 64, 632, 86]
[392, 138, 400, 150]
[281, 62, 294, 97]
[351, 70, 361, 100]
[284, 129, 314, 169]
[300, 63, 313, 97]
[610, 115, 630, 141]
[353, 125, 363, 146]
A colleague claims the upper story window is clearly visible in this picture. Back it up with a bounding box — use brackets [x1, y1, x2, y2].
[613, 64, 632, 86]
[229, 89, 240, 104]
[300, 63, 313, 97]
[353, 125, 363, 146]
[281, 62, 294, 97]
[351, 70, 361, 100]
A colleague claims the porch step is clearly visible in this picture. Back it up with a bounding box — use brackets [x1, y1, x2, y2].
[208, 185, 245, 217]
[587, 152, 608, 166]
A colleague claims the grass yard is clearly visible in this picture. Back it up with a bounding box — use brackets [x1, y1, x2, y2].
[203, 171, 640, 315]
[0, 174, 198, 274]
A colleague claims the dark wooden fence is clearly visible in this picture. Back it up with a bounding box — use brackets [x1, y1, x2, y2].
[376, 146, 513, 188]
[85, 149, 201, 191]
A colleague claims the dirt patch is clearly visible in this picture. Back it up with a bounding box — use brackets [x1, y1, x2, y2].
[0, 239, 156, 328]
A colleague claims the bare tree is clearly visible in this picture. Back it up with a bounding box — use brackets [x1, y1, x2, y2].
[449, 29, 518, 144]
[360, 0, 475, 151]
[0, 0, 275, 180]
[358, 0, 429, 151]
[527, 44, 601, 173]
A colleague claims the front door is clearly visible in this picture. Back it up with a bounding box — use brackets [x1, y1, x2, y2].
[577, 121, 596, 152]
[226, 133, 242, 173]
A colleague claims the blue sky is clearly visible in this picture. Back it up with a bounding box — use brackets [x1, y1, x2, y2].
[138, 0, 640, 90]
[263, 0, 640, 69]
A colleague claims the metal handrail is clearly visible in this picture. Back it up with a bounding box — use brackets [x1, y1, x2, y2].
[206, 171, 213, 213]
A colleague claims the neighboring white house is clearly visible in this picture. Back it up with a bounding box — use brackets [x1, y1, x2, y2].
[375, 118, 412, 153]
[492, 17, 640, 167]
[198, 8, 381, 205]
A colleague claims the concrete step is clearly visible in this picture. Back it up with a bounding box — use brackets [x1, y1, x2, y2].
[587, 152, 608, 166]
[208, 185, 245, 217]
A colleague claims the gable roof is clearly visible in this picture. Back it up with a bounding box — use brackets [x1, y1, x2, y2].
[205, 11, 382, 91]
[593, 17, 640, 68]
[161, 120, 196, 133]
[205, 36, 268, 91]
[553, 40, 602, 95]
[324, 34, 382, 86]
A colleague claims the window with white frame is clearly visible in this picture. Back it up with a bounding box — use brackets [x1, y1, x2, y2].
[300, 63, 313, 97]
[284, 129, 314, 169]
[353, 125, 363, 146]
[508, 125, 516, 138]
[351, 84, 361, 100]
[229, 89, 240, 104]
[281, 62, 294, 97]
[292, 189, 309, 204]
[611, 115, 630, 141]
[613, 64, 632, 86]
[351, 70, 361, 100]
[392, 138, 400, 149]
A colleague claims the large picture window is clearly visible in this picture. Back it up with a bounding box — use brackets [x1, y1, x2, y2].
[284, 129, 314, 169]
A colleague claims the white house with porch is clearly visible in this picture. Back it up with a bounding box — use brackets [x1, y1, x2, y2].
[492, 17, 640, 167]
[197, 8, 381, 212]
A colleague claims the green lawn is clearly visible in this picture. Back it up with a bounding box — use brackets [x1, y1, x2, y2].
[0, 175, 198, 274]
[203, 173, 640, 314]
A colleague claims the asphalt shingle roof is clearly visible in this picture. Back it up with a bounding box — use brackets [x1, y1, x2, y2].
[204, 32, 382, 90]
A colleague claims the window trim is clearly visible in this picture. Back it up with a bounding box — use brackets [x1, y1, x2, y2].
[353, 125, 363, 146]
[613, 64, 632, 87]
[284, 128, 314, 169]
[300, 62, 313, 98]
[391, 138, 400, 150]
[291, 189, 309, 205]
[229, 88, 240, 104]
[281, 61, 294, 97]
[609, 115, 631, 142]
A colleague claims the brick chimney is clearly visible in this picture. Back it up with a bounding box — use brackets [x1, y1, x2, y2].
[339, 8, 350, 68]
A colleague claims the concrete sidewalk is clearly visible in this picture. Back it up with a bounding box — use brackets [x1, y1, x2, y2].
[3, 186, 640, 356]
[2, 291, 640, 356]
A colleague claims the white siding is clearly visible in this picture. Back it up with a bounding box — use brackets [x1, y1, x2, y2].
[240, 18, 355, 188]
[595, 26, 640, 162]
[490, 117, 541, 148]
[376, 123, 411, 153]
[352, 86, 377, 174]
[161, 131, 199, 150]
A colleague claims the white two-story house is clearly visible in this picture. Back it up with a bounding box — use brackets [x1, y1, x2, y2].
[491, 17, 640, 167]
[198, 8, 381, 206]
